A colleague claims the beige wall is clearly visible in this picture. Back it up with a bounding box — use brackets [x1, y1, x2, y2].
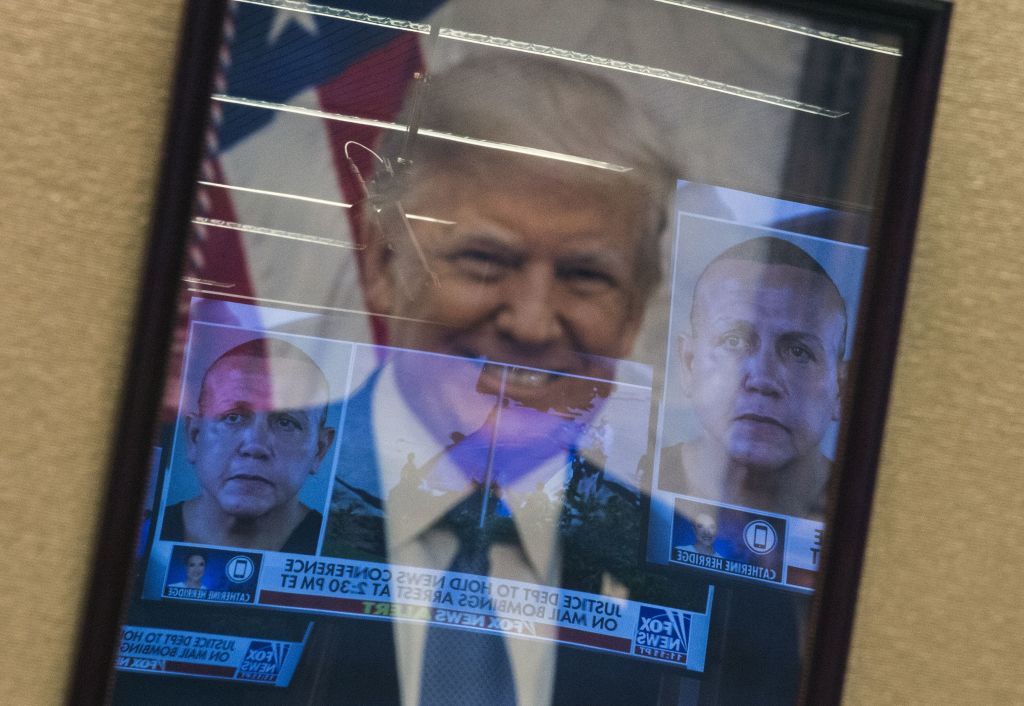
[0, 3, 185, 702]
[1, 1, 1021, 703]
[843, 0, 1024, 702]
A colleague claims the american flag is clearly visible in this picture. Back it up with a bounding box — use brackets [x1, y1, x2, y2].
[192, 0, 447, 314]
[165, 0, 446, 417]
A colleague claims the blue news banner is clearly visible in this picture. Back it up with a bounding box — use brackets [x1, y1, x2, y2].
[116, 624, 311, 687]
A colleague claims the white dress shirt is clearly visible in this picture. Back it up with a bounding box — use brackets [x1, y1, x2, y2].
[370, 363, 589, 706]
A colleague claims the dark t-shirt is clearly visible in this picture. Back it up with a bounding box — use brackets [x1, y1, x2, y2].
[160, 501, 323, 555]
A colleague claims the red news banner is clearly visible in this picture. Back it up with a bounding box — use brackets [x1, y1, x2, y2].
[243, 553, 713, 671]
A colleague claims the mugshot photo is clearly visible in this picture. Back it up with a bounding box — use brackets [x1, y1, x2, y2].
[156, 320, 353, 555]
[656, 193, 868, 521]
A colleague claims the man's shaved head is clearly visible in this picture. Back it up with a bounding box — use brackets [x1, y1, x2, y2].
[691, 236, 847, 361]
[680, 236, 849, 473]
[197, 338, 331, 428]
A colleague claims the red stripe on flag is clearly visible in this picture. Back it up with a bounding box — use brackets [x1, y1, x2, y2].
[193, 159, 256, 297]
[318, 33, 425, 346]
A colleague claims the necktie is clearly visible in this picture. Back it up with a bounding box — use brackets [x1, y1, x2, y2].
[419, 487, 518, 706]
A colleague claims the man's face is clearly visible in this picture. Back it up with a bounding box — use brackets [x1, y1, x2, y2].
[693, 513, 717, 547]
[186, 354, 334, 520]
[364, 164, 650, 427]
[185, 554, 206, 583]
[682, 260, 846, 471]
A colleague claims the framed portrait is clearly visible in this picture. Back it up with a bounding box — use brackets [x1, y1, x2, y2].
[72, 0, 950, 703]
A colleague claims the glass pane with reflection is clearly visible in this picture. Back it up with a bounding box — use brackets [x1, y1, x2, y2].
[110, 0, 903, 703]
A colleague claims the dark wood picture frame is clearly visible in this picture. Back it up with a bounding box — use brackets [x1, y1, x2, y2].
[68, 2, 229, 702]
[801, 1, 951, 703]
[67, 1, 950, 703]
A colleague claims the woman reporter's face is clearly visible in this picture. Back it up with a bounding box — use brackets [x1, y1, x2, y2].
[185, 554, 206, 584]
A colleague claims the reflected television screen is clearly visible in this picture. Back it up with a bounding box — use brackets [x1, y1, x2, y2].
[105, 0, 913, 702]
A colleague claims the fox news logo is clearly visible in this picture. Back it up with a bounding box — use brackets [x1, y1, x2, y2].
[237, 640, 289, 682]
[633, 606, 691, 664]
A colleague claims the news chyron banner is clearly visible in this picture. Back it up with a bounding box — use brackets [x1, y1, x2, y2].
[116, 624, 311, 687]
[145, 545, 714, 671]
[647, 180, 869, 593]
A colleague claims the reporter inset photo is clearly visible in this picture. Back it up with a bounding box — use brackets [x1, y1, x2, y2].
[167, 550, 209, 590]
[657, 210, 867, 520]
[157, 322, 351, 554]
